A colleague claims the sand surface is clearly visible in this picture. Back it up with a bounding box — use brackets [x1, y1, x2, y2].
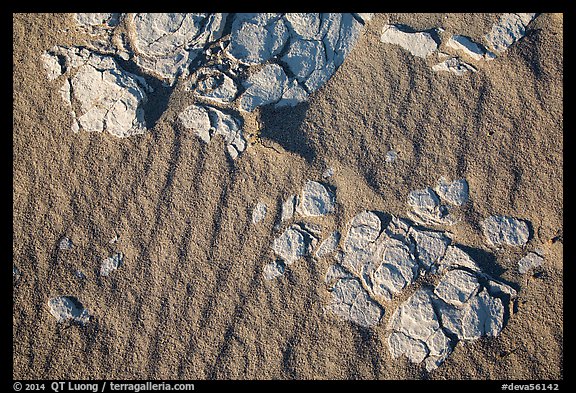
[13, 13, 563, 379]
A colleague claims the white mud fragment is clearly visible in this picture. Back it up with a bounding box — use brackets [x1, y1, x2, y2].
[192, 70, 238, 104]
[481, 215, 530, 247]
[272, 224, 318, 265]
[438, 245, 481, 273]
[13, 266, 22, 283]
[485, 13, 537, 54]
[276, 79, 309, 107]
[380, 24, 439, 58]
[251, 201, 267, 224]
[518, 251, 544, 274]
[408, 227, 451, 274]
[434, 178, 469, 206]
[434, 269, 480, 307]
[239, 64, 289, 112]
[206, 107, 246, 160]
[178, 104, 212, 143]
[445, 35, 496, 61]
[75, 13, 120, 29]
[281, 196, 296, 222]
[130, 13, 227, 85]
[407, 187, 454, 226]
[436, 288, 505, 340]
[322, 167, 334, 179]
[58, 237, 73, 250]
[263, 260, 285, 280]
[228, 14, 288, 65]
[325, 263, 353, 286]
[432, 57, 477, 76]
[315, 231, 341, 258]
[385, 150, 398, 163]
[326, 276, 384, 328]
[370, 238, 419, 301]
[296, 180, 336, 217]
[100, 252, 124, 277]
[42, 46, 152, 137]
[47, 296, 91, 325]
[323, 208, 516, 371]
[387, 288, 452, 370]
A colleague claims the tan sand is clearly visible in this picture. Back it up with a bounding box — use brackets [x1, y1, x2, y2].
[13, 13, 563, 379]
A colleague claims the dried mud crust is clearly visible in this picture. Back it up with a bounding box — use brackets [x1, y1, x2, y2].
[13, 13, 562, 379]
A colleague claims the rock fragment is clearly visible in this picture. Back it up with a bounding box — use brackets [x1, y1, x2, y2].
[481, 215, 530, 247]
[100, 252, 124, 277]
[47, 296, 91, 325]
[251, 202, 267, 224]
[272, 224, 317, 265]
[485, 13, 537, 54]
[380, 24, 439, 58]
[296, 181, 336, 217]
[518, 251, 544, 274]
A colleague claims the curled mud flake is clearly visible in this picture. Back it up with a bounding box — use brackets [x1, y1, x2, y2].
[445, 35, 496, 61]
[380, 24, 439, 58]
[432, 57, 477, 76]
